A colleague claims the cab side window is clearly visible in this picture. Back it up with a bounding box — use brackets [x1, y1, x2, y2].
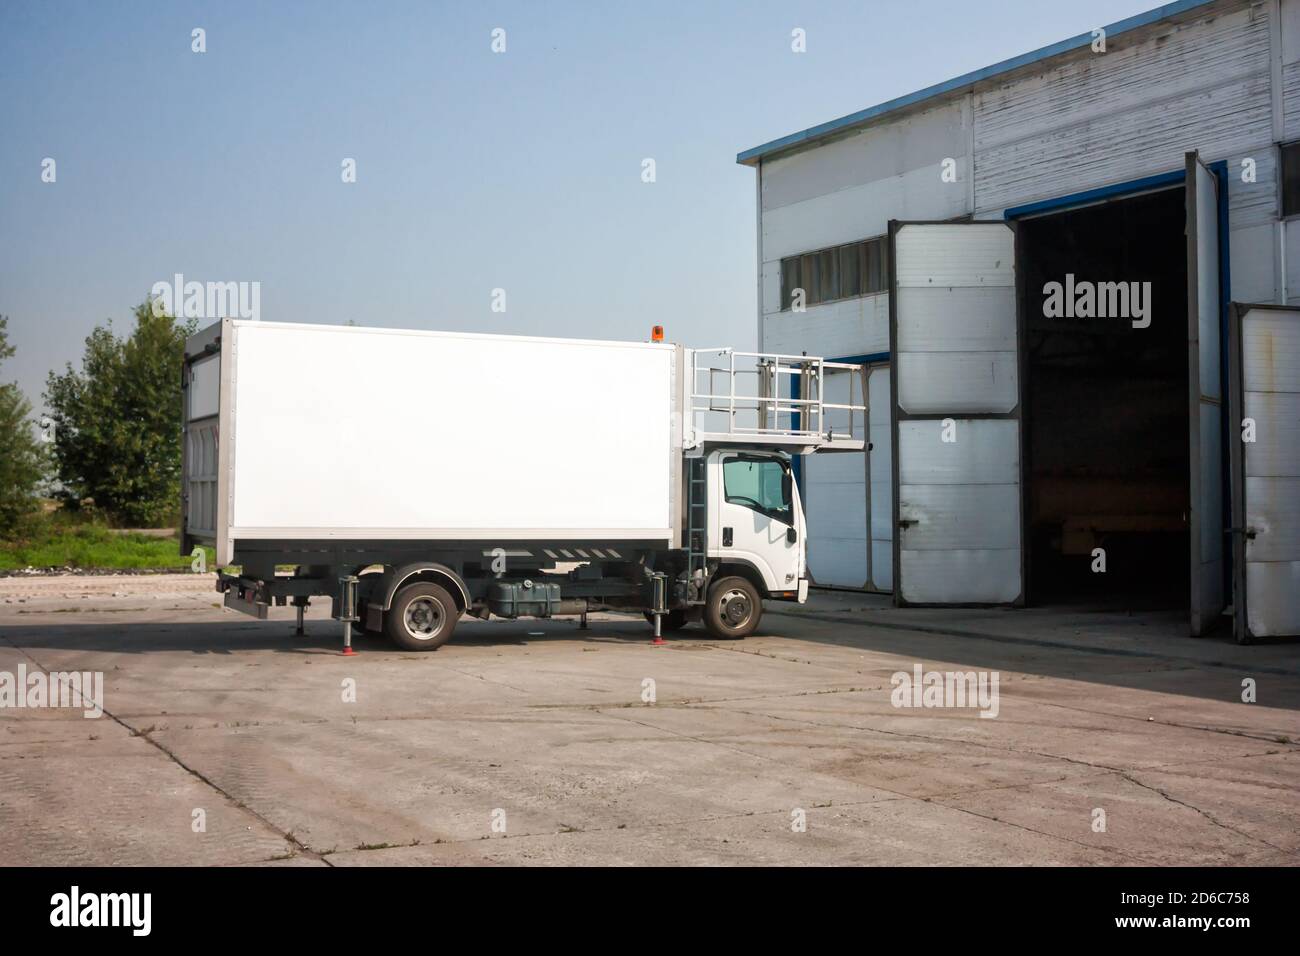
[723, 457, 792, 523]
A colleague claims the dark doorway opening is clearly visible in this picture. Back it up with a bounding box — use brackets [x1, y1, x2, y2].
[1018, 187, 1189, 607]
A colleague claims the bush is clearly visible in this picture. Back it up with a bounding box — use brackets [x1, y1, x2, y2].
[44, 302, 195, 527]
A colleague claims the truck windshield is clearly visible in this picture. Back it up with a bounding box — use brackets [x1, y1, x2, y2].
[723, 457, 792, 524]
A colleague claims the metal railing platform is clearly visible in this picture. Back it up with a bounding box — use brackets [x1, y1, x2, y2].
[685, 348, 866, 453]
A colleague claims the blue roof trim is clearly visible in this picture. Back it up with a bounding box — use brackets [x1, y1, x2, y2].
[1002, 169, 1186, 218]
[736, 0, 1217, 166]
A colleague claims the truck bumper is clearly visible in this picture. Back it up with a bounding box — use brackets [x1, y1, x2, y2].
[223, 587, 269, 619]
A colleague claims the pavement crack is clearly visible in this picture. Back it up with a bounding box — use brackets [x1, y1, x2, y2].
[922, 797, 1160, 865]
[1026, 698, 1299, 748]
[1117, 770, 1288, 854]
[720, 702, 1131, 775]
[0, 634, 333, 866]
[597, 708, 776, 763]
[427, 662, 531, 694]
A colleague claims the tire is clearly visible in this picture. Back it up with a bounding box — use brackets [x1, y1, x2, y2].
[644, 609, 690, 632]
[704, 576, 762, 639]
[386, 582, 459, 651]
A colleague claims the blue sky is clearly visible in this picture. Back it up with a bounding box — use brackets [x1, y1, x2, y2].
[1, 0, 1160, 410]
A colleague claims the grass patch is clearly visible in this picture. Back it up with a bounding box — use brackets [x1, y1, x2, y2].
[0, 511, 214, 572]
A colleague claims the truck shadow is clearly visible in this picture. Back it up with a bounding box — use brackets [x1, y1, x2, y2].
[757, 603, 1300, 714]
[5, 609, 1297, 717]
[0, 614, 683, 656]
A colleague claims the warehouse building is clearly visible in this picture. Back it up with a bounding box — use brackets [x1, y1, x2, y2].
[737, 0, 1300, 640]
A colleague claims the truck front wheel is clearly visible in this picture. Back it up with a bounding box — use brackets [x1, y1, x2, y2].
[387, 582, 459, 651]
[704, 576, 762, 639]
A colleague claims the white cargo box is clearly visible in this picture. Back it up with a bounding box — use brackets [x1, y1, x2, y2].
[184, 320, 683, 565]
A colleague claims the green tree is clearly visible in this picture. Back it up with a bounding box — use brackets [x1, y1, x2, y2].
[44, 302, 195, 526]
[0, 316, 46, 534]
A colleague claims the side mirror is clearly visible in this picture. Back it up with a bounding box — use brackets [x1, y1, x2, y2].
[786, 526, 798, 544]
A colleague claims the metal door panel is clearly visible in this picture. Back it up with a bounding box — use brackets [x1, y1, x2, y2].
[898, 485, 1021, 550]
[890, 220, 1022, 606]
[1186, 152, 1225, 635]
[898, 420, 1020, 485]
[898, 550, 1021, 604]
[1230, 304, 1300, 639]
[896, 352, 1019, 415]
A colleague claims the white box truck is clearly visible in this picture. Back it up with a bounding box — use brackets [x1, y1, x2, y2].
[182, 319, 864, 650]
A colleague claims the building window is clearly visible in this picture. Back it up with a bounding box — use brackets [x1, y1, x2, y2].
[780, 258, 800, 311]
[1283, 141, 1300, 218]
[780, 236, 888, 310]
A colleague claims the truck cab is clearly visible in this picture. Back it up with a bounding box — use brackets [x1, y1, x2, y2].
[710, 449, 805, 599]
[662, 447, 807, 641]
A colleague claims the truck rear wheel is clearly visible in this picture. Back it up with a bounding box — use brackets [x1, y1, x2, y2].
[704, 576, 762, 639]
[387, 582, 459, 651]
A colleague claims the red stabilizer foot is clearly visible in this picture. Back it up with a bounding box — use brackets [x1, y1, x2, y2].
[341, 646, 357, 656]
[651, 636, 666, 646]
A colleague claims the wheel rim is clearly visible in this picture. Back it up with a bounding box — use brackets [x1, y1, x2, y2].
[718, 588, 752, 629]
[403, 596, 445, 640]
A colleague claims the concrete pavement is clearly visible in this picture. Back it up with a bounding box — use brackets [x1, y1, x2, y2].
[1, 574, 1296, 865]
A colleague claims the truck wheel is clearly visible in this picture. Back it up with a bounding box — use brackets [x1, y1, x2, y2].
[704, 576, 762, 639]
[387, 582, 459, 651]
[643, 610, 690, 631]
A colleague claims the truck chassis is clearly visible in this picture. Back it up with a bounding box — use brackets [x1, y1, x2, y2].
[215, 539, 789, 650]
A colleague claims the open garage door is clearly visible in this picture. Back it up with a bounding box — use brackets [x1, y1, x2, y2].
[1186, 152, 1225, 636]
[889, 221, 1023, 605]
[1228, 304, 1300, 641]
